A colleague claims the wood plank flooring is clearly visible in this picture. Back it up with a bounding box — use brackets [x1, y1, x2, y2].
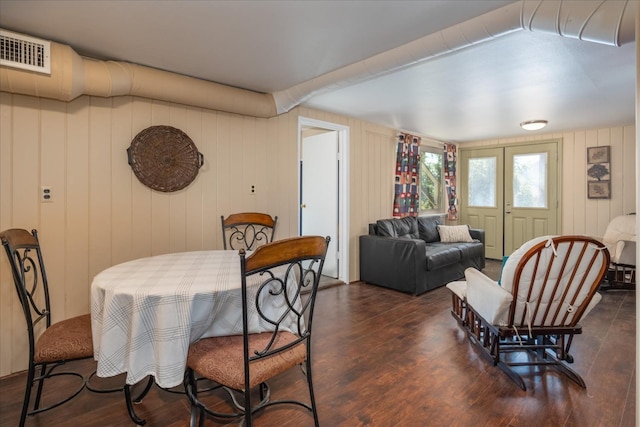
[0, 262, 635, 426]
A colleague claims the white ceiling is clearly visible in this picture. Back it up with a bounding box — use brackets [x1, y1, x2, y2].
[0, 0, 636, 143]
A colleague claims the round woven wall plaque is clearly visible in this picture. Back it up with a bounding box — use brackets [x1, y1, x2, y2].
[127, 125, 204, 192]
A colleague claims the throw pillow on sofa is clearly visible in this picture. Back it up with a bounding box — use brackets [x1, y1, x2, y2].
[437, 225, 474, 243]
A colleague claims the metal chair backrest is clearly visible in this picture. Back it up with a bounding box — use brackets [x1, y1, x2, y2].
[238, 235, 329, 422]
[239, 235, 329, 356]
[503, 235, 609, 328]
[1, 229, 52, 355]
[221, 212, 277, 250]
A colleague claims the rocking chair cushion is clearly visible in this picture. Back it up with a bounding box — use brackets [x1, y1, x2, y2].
[499, 236, 550, 294]
[615, 240, 636, 266]
[602, 214, 636, 263]
[503, 236, 606, 325]
[465, 268, 513, 325]
[445, 280, 467, 300]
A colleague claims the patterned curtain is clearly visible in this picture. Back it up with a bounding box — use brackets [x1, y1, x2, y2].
[444, 143, 458, 220]
[393, 133, 420, 217]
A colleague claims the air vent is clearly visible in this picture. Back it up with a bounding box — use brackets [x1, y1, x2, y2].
[0, 29, 51, 75]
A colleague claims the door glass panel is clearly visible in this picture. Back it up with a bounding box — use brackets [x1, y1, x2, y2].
[468, 157, 496, 207]
[513, 153, 547, 208]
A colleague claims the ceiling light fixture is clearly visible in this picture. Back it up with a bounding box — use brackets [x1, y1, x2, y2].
[520, 120, 548, 131]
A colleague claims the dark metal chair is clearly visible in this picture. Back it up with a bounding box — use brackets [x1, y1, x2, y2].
[447, 235, 609, 390]
[221, 212, 277, 250]
[1, 228, 152, 426]
[184, 235, 330, 427]
[1, 228, 94, 427]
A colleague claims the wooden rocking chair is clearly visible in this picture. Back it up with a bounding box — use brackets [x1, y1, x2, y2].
[446, 235, 610, 390]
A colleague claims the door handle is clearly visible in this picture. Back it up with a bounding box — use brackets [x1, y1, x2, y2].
[301, 204, 306, 208]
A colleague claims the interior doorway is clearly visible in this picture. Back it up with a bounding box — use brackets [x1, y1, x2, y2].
[298, 117, 350, 283]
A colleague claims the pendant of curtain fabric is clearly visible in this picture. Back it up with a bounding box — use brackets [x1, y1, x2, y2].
[444, 143, 458, 220]
[393, 133, 420, 217]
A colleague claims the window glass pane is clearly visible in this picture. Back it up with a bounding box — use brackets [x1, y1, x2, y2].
[513, 153, 547, 208]
[419, 149, 443, 213]
[468, 157, 496, 207]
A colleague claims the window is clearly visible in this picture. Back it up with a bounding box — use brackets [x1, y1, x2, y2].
[513, 153, 547, 208]
[468, 156, 497, 207]
[419, 146, 444, 214]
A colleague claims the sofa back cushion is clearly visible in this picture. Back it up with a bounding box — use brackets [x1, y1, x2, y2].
[417, 216, 442, 243]
[376, 217, 418, 239]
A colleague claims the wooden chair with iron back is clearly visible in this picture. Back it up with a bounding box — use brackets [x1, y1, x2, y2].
[1, 228, 153, 426]
[447, 235, 610, 390]
[221, 212, 277, 250]
[1, 229, 110, 426]
[184, 235, 330, 427]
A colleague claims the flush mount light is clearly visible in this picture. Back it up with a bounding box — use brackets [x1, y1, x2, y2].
[520, 120, 548, 131]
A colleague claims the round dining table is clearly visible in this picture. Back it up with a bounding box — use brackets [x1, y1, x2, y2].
[91, 250, 298, 388]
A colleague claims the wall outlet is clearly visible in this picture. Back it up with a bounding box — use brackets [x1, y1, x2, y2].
[250, 184, 256, 195]
[41, 186, 52, 202]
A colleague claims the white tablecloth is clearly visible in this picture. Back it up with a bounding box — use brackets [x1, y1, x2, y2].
[91, 250, 298, 388]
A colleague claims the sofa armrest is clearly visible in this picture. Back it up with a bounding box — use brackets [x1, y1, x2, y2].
[359, 235, 426, 294]
[469, 228, 484, 244]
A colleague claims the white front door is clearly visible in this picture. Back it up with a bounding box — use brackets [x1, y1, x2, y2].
[301, 131, 339, 277]
[459, 147, 504, 259]
[504, 141, 559, 254]
[460, 140, 560, 258]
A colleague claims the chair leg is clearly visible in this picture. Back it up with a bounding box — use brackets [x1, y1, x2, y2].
[18, 363, 36, 427]
[184, 369, 203, 427]
[305, 359, 320, 427]
[32, 363, 47, 412]
[244, 386, 252, 427]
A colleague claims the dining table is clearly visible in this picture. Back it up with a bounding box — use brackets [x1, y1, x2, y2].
[90, 249, 299, 389]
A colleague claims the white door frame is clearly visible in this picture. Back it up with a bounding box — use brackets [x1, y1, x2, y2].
[298, 116, 350, 284]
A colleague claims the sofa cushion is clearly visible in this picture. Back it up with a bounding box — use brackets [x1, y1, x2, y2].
[456, 242, 484, 260]
[424, 243, 462, 270]
[376, 217, 418, 239]
[437, 224, 474, 242]
[417, 216, 442, 243]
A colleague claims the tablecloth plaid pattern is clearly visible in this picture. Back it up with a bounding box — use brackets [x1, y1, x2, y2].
[91, 250, 298, 388]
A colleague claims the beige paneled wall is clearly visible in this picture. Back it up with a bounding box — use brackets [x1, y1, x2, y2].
[0, 95, 397, 376]
[3, 90, 632, 378]
[463, 125, 636, 239]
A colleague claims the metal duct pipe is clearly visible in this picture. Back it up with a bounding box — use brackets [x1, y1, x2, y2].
[0, 41, 277, 118]
[272, 0, 635, 114]
[0, 0, 633, 118]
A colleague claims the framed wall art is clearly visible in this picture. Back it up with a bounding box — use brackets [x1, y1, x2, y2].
[587, 180, 611, 199]
[587, 146, 610, 164]
[586, 145, 611, 199]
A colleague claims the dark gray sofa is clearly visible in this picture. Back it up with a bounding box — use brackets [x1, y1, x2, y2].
[359, 215, 485, 295]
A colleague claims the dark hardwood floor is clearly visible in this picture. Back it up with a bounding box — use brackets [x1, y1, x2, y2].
[1, 261, 636, 426]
